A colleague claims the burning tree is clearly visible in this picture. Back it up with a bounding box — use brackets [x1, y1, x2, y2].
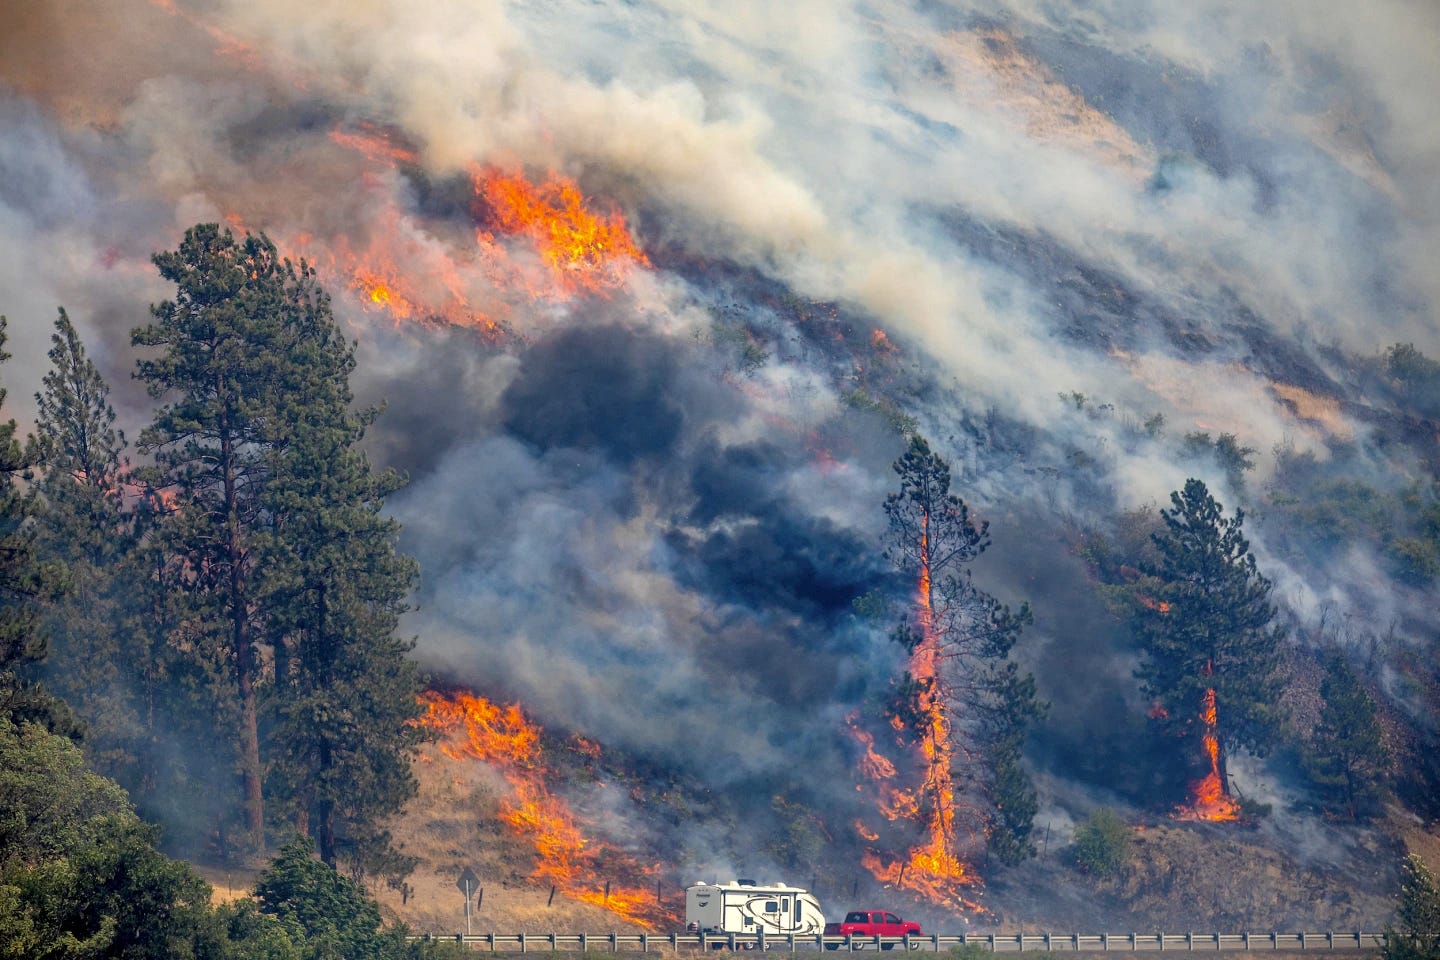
[1134, 478, 1282, 820]
[857, 435, 1041, 899]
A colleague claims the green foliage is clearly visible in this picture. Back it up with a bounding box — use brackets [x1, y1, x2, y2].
[1069, 808, 1131, 878]
[0, 318, 73, 734]
[1304, 654, 1390, 819]
[1384, 344, 1440, 420]
[1134, 479, 1282, 795]
[764, 795, 827, 871]
[254, 835, 411, 960]
[947, 944, 992, 960]
[1182, 431, 1257, 495]
[133, 224, 425, 865]
[1382, 854, 1440, 960]
[32, 309, 149, 781]
[983, 665, 1047, 866]
[841, 388, 917, 436]
[0, 719, 253, 959]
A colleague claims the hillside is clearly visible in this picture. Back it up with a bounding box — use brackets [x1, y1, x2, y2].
[364, 718, 1435, 937]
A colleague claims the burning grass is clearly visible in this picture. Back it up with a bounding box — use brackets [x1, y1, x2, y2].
[409, 691, 677, 931]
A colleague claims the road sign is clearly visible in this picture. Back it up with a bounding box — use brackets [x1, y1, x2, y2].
[457, 867, 479, 894]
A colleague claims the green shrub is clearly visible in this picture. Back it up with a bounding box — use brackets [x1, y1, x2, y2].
[1070, 808, 1131, 878]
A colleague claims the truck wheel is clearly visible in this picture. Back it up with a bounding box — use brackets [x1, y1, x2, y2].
[824, 945, 838, 951]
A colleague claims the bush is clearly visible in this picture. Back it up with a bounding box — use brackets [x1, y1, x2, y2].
[1070, 808, 1131, 878]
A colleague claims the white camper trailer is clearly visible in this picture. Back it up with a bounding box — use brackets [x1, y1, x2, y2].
[684, 879, 826, 938]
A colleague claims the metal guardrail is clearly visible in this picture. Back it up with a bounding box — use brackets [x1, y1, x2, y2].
[407, 931, 1401, 953]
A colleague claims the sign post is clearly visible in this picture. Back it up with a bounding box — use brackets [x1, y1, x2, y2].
[457, 867, 480, 937]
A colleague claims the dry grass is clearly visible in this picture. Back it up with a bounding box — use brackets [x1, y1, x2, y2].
[372, 742, 666, 937]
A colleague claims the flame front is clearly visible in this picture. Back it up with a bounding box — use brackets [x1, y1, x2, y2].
[474, 167, 650, 296]
[416, 691, 676, 929]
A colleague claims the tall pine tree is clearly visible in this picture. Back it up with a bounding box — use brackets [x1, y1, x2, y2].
[133, 225, 317, 854]
[880, 435, 1043, 870]
[257, 278, 423, 874]
[33, 309, 143, 776]
[1135, 478, 1282, 802]
[134, 224, 423, 867]
[0, 317, 70, 733]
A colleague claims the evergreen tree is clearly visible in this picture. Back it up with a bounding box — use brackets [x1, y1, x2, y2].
[1383, 854, 1440, 960]
[258, 280, 423, 874]
[132, 224, 321, 854]
[1135, 478, 1282, 799]
[982, 664, 1046, 866]
[33, 309, 145, 778]
[135, 224, 423, 868]
[879, 435, 1042, 870]
[253, 835, 411, 960]
[0, 318, 70, 733]
[1305, 653, 1390, 820]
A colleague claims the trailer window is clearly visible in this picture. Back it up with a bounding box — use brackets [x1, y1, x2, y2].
[795, 901, 803, 921]
[764, 901, 778, 914]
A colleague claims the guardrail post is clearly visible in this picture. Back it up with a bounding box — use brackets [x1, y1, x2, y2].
[610, 934, 618, 953]
[1102, 934, 1109, 951]
[641, 934, 649, 953]
[487, 933, 495, 953]
[990, 934, 997, 953]
[1045, 933, 1052, 952]
[519, 934, 527, 954]
[1187, 932, 1193, 951]
[729, 933, 737, 952]
[1130, 933, 1136, 952]
[1271, 932, 1278, 951]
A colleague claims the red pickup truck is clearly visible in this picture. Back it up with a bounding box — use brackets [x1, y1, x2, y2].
[823, 910, 922, 948]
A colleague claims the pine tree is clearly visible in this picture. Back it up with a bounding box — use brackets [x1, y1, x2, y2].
[33, 309, 143, 776]
[257, 283, 423, 875]
[1383, 854, 1440, 960]
[1306, 653, 1389, 820]
[879, 435, 1042, 871]
[1135, 478, 1282, 800]
[0, 317, 70, 732]
[132, 225, 320, 854]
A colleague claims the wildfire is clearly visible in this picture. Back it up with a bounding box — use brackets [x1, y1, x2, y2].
[1173, 663, 1241, 823]
[416, 691, 676, 929]
[473, 167, 650, 296]
[851, 516, 981, 910]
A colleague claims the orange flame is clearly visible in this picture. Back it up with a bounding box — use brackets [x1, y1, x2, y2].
[416, 691, 676, 928]
[1172, 662, 1240, 823]
[851, 515, 980, 910]
[474, 168, 649, 296]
